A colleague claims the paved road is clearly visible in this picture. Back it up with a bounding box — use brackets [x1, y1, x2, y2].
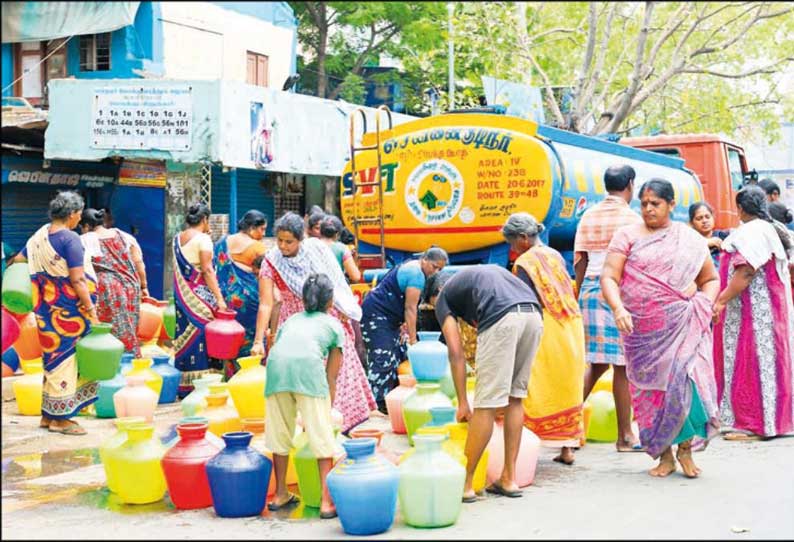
[2, 398, 793, 540]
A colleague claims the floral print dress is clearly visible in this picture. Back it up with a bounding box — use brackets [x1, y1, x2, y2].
[262, 261, 376, 433]
[92, 232, 141, 355]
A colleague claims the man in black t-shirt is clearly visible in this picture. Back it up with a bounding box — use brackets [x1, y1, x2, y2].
[435, 264, 543, 502]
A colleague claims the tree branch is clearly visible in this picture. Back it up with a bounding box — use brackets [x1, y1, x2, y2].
[681, 57, 794, 79]
[574, 2, 599, 109]
[577, 2, 618, 122]
[643, 3, 690, 76]
[693, 2, 760, 54]
[305, 2, 320, 25]
[327, 8, 342, 28]
[691, 3, 767, 57]
[327, 22, 401, 100]
[670, 99, 780, 130]
[582, 4, 633, 131]
[529, 27, 579, 43]
[514, 2, 566, 127]
[603, 1, 655, 133]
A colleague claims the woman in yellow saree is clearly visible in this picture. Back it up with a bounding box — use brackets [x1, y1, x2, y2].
[503, 213, 585, 465]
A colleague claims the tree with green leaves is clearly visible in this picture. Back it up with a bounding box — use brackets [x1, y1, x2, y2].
[292, 2, 793, 142]
[514, 1, 794, 139]
[290, 2, 445, 101]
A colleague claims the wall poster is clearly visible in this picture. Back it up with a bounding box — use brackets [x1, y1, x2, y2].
[249, 101, 273, 169]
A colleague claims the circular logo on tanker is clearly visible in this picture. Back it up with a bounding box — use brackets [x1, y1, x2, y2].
[405, 159, 464, 225]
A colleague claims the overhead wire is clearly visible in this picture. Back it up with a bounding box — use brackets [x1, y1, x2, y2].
[1, 35, 75, 95]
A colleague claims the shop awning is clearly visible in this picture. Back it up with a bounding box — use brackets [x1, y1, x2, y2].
[2, 98, 47, 151]
[1, 2, 140, 43]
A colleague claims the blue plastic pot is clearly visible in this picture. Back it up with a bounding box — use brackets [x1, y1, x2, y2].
[423, 406, 456, 429]
[120, 353, 134, 376]
[327, 438, 399, 535]
[2, 345, 20, 373]
[151, 355, 180, 404]
[407, 336, 448, 382]
[206, 432, 271, 517]
[95, 367, 128, 418]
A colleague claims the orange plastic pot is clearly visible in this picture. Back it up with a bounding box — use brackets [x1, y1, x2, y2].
[13, 312, 42, 361]
[137, 297, 164, 342]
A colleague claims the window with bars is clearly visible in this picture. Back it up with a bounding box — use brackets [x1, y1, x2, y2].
[79, 33, 111, 71]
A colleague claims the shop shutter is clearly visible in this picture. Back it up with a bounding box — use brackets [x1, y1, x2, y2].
[1, 184, 58, 255]
[210, 167, 275, 236]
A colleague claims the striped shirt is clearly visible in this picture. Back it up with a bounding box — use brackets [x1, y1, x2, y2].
[573, 195, 642, 277]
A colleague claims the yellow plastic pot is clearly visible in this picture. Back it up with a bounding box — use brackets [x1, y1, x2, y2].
[447, 422, 488, 493]
[592, 368, 613, 394]
[13, 360, 43, 415]
[113, 423, 167, 504]
[227, 355, 266, 419]
[203, 393, 242, 437]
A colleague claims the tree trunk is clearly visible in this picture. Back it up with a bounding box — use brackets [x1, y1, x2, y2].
[316, 3, 329, 99]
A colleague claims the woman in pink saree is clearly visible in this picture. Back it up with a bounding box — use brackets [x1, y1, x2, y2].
[602, 179, 721, 478]
[712, 186, 794, 441]
[250, 212, 376, 433]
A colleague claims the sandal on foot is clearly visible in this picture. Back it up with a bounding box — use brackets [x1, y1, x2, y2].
[462, 493, 479, 503]
[485, 482, 522, 498]
[39, 417, 51, 429]
[723, 432, 762, 442]
[320, 508, 338, 519]
[616, 441, 645, 452]
[267, 493, 299, 511]
[48, 422, 86, 436]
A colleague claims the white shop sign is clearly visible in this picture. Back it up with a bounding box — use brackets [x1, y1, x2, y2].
[91, 86, 193, 151]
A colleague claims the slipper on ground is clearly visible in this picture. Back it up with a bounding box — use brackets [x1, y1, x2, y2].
[267, 493, 299, 511]
[485, 482, 522, 498]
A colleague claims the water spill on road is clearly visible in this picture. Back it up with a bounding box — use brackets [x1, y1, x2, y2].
[2, 448, 100, 487]
[71, 487, 176, 514]
[261, 500, 321, 521]
[2, 447, 323, 521]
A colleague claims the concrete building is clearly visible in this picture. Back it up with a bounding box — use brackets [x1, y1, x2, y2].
[1, 1, 298, 297]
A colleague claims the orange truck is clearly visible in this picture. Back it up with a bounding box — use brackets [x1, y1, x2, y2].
[620, 133, 751, 230]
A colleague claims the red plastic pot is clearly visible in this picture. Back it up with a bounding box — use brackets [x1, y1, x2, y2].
[161, 422, 221, 510]
[205, 309, 245, 360]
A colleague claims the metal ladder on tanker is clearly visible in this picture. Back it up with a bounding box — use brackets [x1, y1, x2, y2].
[348, 105, 392, 270]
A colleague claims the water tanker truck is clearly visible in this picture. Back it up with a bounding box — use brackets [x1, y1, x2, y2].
[340, 111, 741, 280]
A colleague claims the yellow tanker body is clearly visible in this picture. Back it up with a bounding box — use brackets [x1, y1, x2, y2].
[340, 114, 564, 255]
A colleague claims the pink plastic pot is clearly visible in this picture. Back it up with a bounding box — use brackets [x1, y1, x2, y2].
[204, 309, 245, 360]
[113, 375, 159, 422]
[2, 307, 21, 354]
[485, 419, 540, 488]
[385, 375, 416, 434]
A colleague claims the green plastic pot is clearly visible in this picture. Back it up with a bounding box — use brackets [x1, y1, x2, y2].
[76, 323, 124, 381]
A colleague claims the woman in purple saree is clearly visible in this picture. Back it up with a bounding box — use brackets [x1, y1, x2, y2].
[602, 179, 721, 478]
